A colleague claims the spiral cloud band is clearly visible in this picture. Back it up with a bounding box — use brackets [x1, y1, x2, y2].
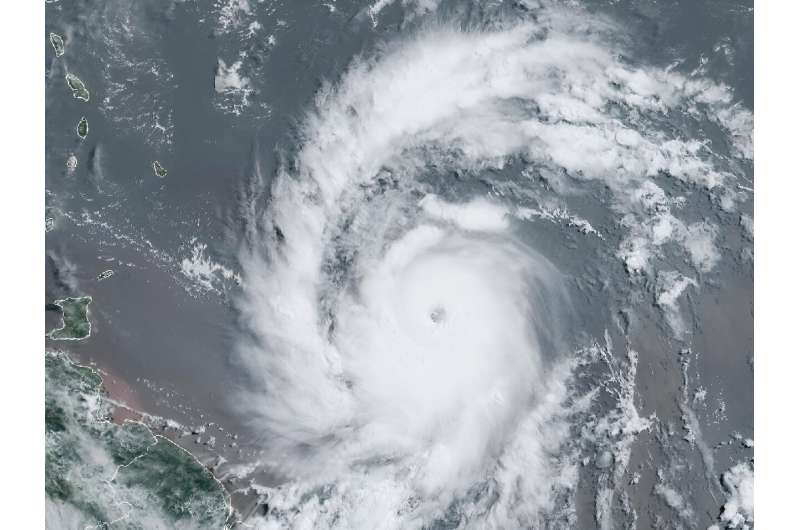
[235, 3, 752, 527]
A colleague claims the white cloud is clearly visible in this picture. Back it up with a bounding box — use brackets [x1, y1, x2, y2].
[231, 3, 751, 527]
[718, 462, 754, 528]
[180, 239, 241, 295]
[214, 59, 250, 94]
[419, 194, 509, 232]
[657, 271, 698, 335]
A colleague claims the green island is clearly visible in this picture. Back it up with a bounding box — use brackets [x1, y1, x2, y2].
[153, 160, 168, 178]
[77, 116, 88, 139]
[49, 32, 65, 57]
[48, 296, 92, 341]
[65, 74, 90, 102]
[46, 351, 232, 528]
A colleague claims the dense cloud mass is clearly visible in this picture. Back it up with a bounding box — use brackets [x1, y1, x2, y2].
[43, 0, 753, 527]
[231, 2, 752, 528]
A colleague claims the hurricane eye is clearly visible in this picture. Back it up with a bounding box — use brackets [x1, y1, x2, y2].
[429, 306, 446, 323]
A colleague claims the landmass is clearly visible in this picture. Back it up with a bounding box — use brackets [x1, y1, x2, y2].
[153, 160, 168, 178]
[46, 350, 232, 528]
[49, 32, 64, 57]
[65, 73, 90, 102]
[47, 296, 92, 341]
[76, 116, 88, 139]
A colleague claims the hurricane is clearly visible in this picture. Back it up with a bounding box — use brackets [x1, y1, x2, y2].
[230, 1, 752, 528]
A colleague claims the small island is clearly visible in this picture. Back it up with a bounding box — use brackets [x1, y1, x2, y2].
[48, 296, 92, 340]
[49, 33, 65, 57]
[153, 160, 168, 178]
[65, 74, 90, 102]
[76, 116, 88, 139]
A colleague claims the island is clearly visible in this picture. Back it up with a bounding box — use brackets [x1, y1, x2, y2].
[47, 296, 92, 341]
[153, 160, 168, 178]
[77, 116, 88, 139]
[49, 32, 64, 57]
[65, 74, 90, 102]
